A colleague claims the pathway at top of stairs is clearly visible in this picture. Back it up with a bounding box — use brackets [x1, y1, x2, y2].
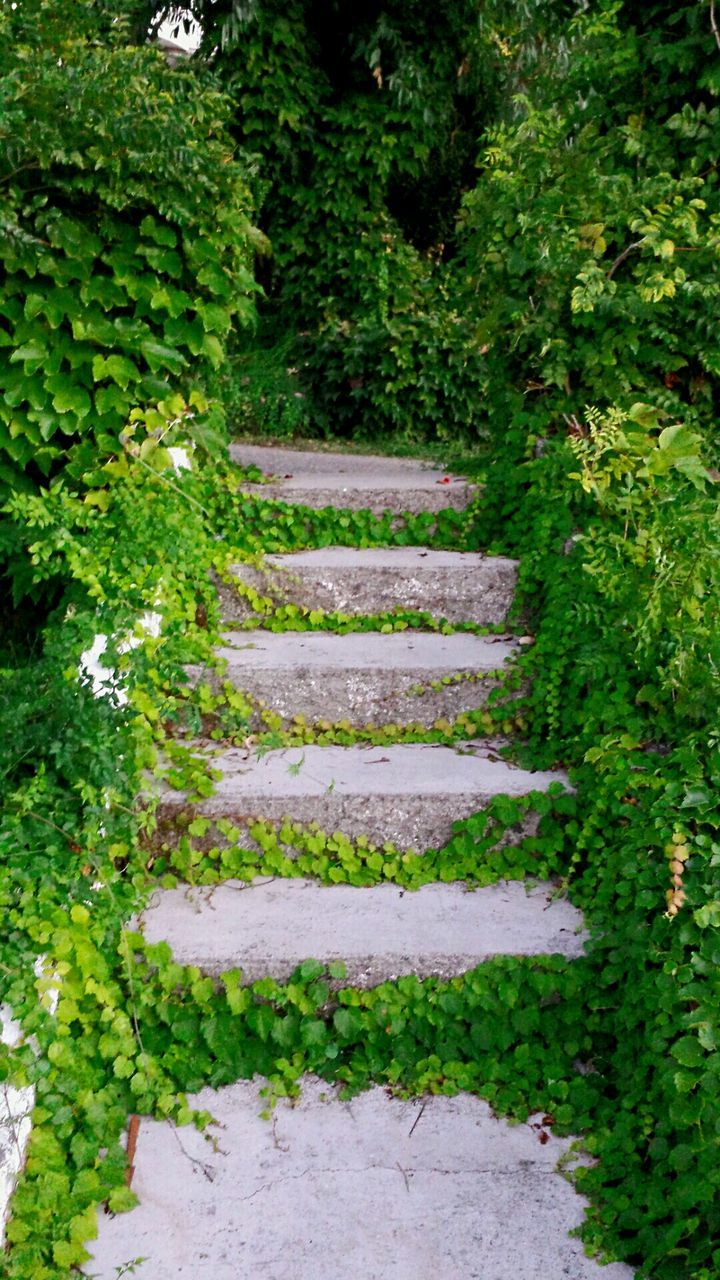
[85, 441, 634, 1280]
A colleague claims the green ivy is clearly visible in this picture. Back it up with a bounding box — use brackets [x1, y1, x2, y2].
[0, 1, 259, 604]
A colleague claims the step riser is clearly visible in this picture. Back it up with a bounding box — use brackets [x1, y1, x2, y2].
[159, 790, 530, 855]
[159, 743, 564, 853]
[226, 551, 518, 627]
[197, 665, 504, 727]
[139, 879, 586, 983]
[203, 666, 504, 728]
[195, 633, 517, 730]
[239, 482, 475, 514]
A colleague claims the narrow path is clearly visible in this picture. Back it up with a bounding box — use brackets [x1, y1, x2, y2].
[86, 444, 633, 1280]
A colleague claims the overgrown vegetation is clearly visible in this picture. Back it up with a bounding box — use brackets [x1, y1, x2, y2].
[1, 1, 719, 1277]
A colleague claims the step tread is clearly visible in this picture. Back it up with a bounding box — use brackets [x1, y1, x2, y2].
[85, 1080, 635, 1280]
[139, 878, 586, 981]
[231, 443, 476, 513]
[216, 629, 517, 671]
[254, 545, 516, 570]
[165, 742, 562, 801]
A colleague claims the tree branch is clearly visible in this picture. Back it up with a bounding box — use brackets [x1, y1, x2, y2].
[711, 0, 720, 52]
[606, 241, 642, 280]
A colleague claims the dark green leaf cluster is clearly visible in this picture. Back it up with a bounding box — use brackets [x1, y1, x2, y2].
[0, 0, 258, 604]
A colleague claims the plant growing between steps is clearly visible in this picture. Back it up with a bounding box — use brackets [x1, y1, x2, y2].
[147, 789, 571, 891]
[1, 0, 719, 1270]
[2, 399, 719, 1277]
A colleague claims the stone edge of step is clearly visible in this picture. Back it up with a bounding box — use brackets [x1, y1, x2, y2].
[136, 878, 588, 985]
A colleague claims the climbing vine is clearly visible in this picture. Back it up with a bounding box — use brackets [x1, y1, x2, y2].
[1, 1, 719, 1276]
[3, 397, 719, 1277]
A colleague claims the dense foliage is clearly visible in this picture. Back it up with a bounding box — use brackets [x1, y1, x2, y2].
[157, 0, 719, 448]
[1, 1, 719, 1277]
[0, 0, 258, 610]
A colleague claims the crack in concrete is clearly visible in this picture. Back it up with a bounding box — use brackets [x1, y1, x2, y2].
[234, 1162, 562, 1204]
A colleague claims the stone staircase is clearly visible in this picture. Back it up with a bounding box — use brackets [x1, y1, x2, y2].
[85, 444, 633, 1280]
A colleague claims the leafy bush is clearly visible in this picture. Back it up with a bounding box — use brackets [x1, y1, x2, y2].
[455, 1, 720, 445]
[153, 0, 501, 441]
[2, 4, 720, 1276]
[0, 3, 259, 603]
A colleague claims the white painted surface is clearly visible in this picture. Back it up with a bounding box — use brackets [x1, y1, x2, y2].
[84, 1079, 635, 1280]
[79, 611, 162, 705]
[0, 1009, 33, 1246]
[217, 630, 516, 671]
[140, 878, 587, 981]
[167, 446, 193, 472]
[156, 11, 202, 54]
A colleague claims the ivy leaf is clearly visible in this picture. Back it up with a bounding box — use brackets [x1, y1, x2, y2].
[140, 215, 177, 246]
[140, 339, 186, 374]
[334, 1008, 362, 1038]
[95, 384, 130, 417]
[107, 1185, 140, 1214]
[51, 380, 92, 418]
[92, 354, 141, 389]
[10, 341, 48, 371]
[671, 1036, 705, 1069]
[300, 1018, 327, 1047]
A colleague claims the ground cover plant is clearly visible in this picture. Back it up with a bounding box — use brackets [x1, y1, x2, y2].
[0, 1, 719, 1277]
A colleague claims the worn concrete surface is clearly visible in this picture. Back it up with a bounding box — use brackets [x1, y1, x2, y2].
[0, 1008, 33, 1245]
[225, 547, 518, 626]
[84, 1079, 634, 1280]
[231, 442, 476, 513]
[139, 878, 586, 982]
[159, 742, 566, 851]
[206, 630, 516, 726]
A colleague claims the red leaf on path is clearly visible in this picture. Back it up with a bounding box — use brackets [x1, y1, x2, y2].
[538, 1130, 550, 1145]
[437, 476, 451, 484]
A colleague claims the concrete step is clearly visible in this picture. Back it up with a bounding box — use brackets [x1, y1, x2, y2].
[160, 742, 564, 851]
[225, 547, 518, 626]
[139, 878, 586, 982]
[231, 441, 477, 513]
[208, 630, 517, 726]
[85, 1079, 634, 1280]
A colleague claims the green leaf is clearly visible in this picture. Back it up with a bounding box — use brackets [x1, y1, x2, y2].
[197, 302, 232, 334]
[95, 384, 130, 417]
[681, 788, 711, 809]
[140, 339, 186, 374]
[671, 1036, 705, 1069]
[93, 354, 141, 388]
[201, 333, 224, 367]
[53, 1239, 88, 1268]
[51, 380, 92, 419]
[627, 403, 660, 428]
[300, 1018, 327, 1047]
[10, 340, 48, 369]
[107, 1185, 140, 1214]
[140, 215, 178, 247]
[333, 1008, 362, 1038]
